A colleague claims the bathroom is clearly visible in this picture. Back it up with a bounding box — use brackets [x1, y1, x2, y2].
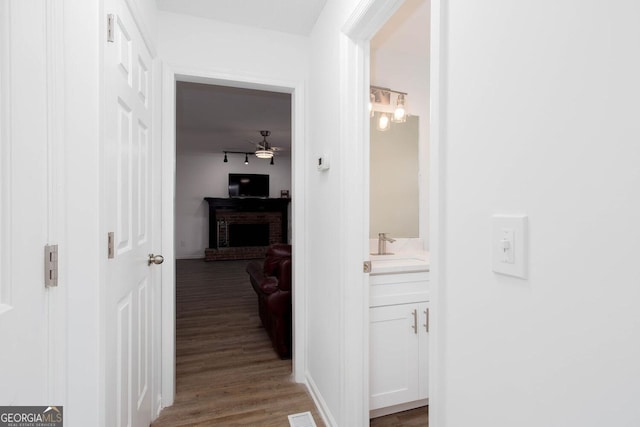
[368, 0, 431, 423]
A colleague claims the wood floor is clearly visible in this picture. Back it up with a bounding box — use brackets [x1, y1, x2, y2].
[370, 407, 428, 427]
[151, 259, 427, 427]
[152, 259, 324, 427]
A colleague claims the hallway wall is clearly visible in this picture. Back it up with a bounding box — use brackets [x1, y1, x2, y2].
[439, 1, 640, 426]
[158, 11, 308, 83]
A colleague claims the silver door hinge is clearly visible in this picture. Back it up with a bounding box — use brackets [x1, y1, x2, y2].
[107, 14, 115, 43]
[108, 232, 115, 259]
[44, 244, 58, 288]
[363, 260, 371, 273]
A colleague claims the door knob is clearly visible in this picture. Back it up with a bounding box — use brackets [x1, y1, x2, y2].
[148, 254, 164, 266]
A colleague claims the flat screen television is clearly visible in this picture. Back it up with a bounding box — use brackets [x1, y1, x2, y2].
[228, 173, 269, 198]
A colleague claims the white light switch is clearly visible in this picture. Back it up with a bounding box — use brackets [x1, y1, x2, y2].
[492, 215, 527, 278]
[500, 229, 514, 263]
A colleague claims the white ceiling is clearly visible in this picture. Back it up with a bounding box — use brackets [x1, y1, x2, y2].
[176, 82, 291, 155]
[156, 0, 328, 36]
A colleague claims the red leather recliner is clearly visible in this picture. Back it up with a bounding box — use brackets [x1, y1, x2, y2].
[246, 244, 292, 358]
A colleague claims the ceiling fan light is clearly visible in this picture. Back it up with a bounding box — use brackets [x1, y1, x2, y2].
[255, 150, 273, 159]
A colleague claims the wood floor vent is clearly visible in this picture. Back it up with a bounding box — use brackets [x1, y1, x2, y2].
[288, 411, 317, 427]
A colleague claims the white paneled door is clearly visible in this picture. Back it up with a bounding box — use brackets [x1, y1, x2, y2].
[104, 2, 159, 426]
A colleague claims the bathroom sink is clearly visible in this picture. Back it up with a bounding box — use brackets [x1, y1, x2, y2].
[369, 252, 429, 274]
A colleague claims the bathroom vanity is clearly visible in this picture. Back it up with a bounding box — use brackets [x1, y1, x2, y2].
[369, 248, 430, 418]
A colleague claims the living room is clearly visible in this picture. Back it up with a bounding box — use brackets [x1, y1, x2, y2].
[174, 82, 293, 261]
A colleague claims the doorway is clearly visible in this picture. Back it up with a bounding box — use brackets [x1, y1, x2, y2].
[368, 0, 430, 424]
[339, 0, 442, 424]
[160, 69, 308, 407]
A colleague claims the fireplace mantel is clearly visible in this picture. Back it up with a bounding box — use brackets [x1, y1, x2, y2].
[204, 197, 291, 251]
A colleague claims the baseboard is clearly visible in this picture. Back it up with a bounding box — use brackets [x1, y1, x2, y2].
[369, 398, 428, 419]
[175, 255, 205, 260]
[305, 372, 338, 427]
[154, 394, 163, 418]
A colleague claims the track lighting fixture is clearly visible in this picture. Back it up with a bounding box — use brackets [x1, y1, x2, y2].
[222, 150, 276, 164]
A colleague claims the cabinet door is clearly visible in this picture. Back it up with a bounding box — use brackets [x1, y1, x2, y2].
[370, 303, 421, 410]
[419, 301, 430, 399]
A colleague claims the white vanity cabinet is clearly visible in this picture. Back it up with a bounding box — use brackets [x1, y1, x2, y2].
[369, 268, 430, 416]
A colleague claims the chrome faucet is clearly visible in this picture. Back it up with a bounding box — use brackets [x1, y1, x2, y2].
[377, 233, 396, 255]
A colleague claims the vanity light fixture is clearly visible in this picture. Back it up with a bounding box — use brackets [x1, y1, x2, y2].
[370, 85, 409, 129]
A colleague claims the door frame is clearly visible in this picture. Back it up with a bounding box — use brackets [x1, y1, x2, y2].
[160, 64, 308, 406]
[0, 0, 67, 406]
[340, 0, 444, 424]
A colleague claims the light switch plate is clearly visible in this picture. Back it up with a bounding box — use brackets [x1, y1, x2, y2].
[492, 215, 527, 279]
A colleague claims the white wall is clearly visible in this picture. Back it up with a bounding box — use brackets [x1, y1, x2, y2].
[440, 2, 640, 426]
[175, 152, 291, 258]
[158, 11, 308, 84]
[306, 1, 365, 424]
[128, 0, 157, 40]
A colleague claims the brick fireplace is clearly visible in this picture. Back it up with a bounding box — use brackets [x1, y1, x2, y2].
[204, 197, 290, 261]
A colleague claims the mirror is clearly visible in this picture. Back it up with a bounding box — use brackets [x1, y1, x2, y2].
[370, 116, 419, 238]
[369, 0, 429, 241]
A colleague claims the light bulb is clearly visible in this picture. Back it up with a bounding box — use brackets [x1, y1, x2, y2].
[393, 106, 406, 121]
[377, 113, 390, 131]
[392, 94, 407, 123]
[369, 93, 375, 118]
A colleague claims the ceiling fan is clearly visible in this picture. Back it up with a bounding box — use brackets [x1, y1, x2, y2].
[249, 130, 282, 159]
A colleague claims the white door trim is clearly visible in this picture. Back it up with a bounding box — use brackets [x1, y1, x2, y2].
[44, 0, 67, 406]
[340, 0, 444, 425]
[160, 63, 308, 408]
[427, 2, 445, 425]
[0, 0, 67, 407]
